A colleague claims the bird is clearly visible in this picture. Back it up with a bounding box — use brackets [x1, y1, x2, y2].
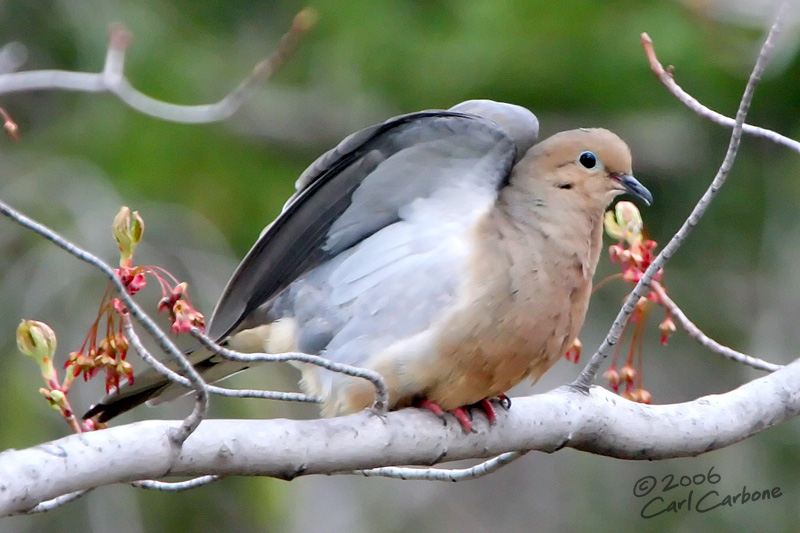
[84, 99, 652, 432]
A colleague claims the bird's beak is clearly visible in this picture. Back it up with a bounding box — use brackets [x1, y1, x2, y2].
[612, 173, 653, 206]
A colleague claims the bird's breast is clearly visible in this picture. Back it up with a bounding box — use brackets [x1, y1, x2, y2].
[330, 208, 597, 414]
[412, 212, 594, 409]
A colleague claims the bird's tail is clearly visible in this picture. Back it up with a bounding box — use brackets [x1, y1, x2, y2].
[82, 349, 251, 423]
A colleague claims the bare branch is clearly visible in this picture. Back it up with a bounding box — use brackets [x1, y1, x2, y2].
[0, 8, 316, 123]
[0, 198, 208, 443]
[190, 328, 389, 413]
[131, 476, 222, 492]
[123, 319, 321, 404]
[346, 451, 527, 481]
[574, 1, 789, 390]
[12, 489, 93, 516]
[121, 314, 208, 442]
[651, 281, 781, 372]
[4, 359, 800, 517]
[208, 388, 321, 403]
[640, 32, 800, 154]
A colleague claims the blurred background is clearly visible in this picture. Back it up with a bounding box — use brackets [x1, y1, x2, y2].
[1, 0, 800, 531]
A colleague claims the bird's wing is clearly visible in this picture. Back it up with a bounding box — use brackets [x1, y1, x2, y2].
[207, 102, 539, 342]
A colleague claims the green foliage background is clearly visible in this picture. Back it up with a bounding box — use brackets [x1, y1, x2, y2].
[2, 1, 800, 531]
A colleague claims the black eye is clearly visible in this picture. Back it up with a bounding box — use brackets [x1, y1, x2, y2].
[579, 151, 597, 169]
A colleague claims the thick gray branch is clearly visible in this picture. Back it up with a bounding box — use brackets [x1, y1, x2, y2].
[2, 357, 798, 517]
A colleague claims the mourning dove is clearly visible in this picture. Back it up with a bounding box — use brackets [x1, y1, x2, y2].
[84, 100, 652, 431]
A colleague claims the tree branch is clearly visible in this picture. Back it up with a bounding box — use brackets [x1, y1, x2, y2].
[652, 281, 781, 372]
[575, 0, 788, 390]
[120, 313, 208, 442]
[640, 32, 800, 155]
[0, 198, 209, 443]
[125, 315, 322, 404]
[346, 451, 527, 481]
[0, 9, 316, 123]
[4, 356, 800, 516]
[131, 476, 222, 492]
[18, 489, 93, 515]
[190, 328, 389, 413]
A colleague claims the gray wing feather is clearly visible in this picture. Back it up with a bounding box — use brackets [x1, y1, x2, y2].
[448, 99, 539, 163]
[208, 102, 539, 347]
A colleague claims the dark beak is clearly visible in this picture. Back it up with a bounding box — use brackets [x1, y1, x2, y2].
[613, 173, 653, 206]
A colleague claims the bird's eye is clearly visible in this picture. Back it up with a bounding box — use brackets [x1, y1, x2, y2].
[578, 151, 598, 169]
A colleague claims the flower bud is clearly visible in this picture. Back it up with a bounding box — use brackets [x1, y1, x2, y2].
[17, 320, 58, 384]
[565, 338, 582, 363]
[620, 364, 636, 383]
[113, 206, 145, 267]
[614, 201, 643, 243]
[49, 389, 66, 406]
[4, 119, 19, 141]
[632, 388, 653, 404]
[604, 368, 621, 391]
[294, 7, 319, 32]
[659, 315, 676, 346]
[608, 243, 623, 264]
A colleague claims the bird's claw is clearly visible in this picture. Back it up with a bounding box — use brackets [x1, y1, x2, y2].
[498, 394, 512, 409]
[451, 407, 473, 433]
[418, 399, 473, 432]
[418, 395, 512, 433]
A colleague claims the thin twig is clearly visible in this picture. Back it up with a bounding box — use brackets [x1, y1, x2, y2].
[61, 403, 84, 435]
[213, 8, 318, 119]
[574, 1, 789, 391]
[0, 8, 317, 443]
[211, 388, 322, 403]
[0, 198, 208, 443]
[190, 328, 389, 414]
[12, 489, 93, 515]
[121, 314, 208, 442]
[0, 8, 316, 123]
[651, 281, 781, 372]
[123, 319, 321, 403]
[132, 476, 222, 491]
[342, 451, 527, 481]
[641, 32, 800, 155]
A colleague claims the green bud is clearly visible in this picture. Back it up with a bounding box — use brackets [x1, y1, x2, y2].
[49, 389, 66, 407]
[113, 206, 145, 267]
[294, 7, 319, 32]
[614, 201, 643, 243]
[17, 320, 59, 384]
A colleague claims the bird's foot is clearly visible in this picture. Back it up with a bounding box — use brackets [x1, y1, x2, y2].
[418, 396, 511, 433]
[418, 398, 444, 418]
[418, 399, 473, 433]
[451, 407, 473, 432]
[477, 399, 498, 425]
[474, 395, 511, 425]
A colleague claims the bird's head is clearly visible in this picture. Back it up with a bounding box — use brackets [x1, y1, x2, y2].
[514, 128, 652, 211]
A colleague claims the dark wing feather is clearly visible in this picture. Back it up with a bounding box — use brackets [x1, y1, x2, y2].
[207, 111, 518, 340]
